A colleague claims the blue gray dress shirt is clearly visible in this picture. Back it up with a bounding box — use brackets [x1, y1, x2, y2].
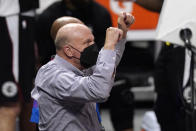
[31, 39, 126, 131]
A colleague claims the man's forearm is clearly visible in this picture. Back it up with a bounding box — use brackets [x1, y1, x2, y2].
[135, 0, 163, 12]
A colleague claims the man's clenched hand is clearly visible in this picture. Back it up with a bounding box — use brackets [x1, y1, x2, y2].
[118, 12, 135, 38]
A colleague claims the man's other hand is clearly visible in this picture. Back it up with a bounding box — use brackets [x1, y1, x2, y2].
[118, 12, 135, 38]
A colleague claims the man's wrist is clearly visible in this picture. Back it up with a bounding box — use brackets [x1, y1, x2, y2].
[104, 44, 115, 50]
[122, 31, 127, 38]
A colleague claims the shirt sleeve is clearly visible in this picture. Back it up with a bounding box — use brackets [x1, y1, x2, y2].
[115, 38, 126, 66]
[53, 49, 116, 103]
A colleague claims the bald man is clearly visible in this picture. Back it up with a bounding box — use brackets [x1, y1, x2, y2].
[30, 16, 84, 124]
[31, 12, 134, 131]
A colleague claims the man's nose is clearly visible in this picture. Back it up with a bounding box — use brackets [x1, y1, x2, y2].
[89, 42, 94, 46]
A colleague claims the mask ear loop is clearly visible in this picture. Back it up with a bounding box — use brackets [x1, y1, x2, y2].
[67, 44, 81, 60]
[68, 44, 82, 53]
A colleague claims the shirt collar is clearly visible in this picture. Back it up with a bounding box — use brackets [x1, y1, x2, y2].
[54, 55, 84, 76]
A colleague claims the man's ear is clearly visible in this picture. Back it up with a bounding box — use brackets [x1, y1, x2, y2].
[63, 45, 73, 57]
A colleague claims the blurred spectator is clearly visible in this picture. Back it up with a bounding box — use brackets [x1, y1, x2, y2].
[35, 0, 134, 131]
[30, 16, 83, 130]
[0, 0, 39, 131]
[154, 43, 192, 131]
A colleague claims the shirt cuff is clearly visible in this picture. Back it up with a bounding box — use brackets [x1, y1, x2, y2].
[99, 49, 116, 64]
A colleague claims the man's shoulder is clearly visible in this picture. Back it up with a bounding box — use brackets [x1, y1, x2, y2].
[37, 61, 57, 74]
[35, 61, 62, 84]
[39, 60, 74, 75]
